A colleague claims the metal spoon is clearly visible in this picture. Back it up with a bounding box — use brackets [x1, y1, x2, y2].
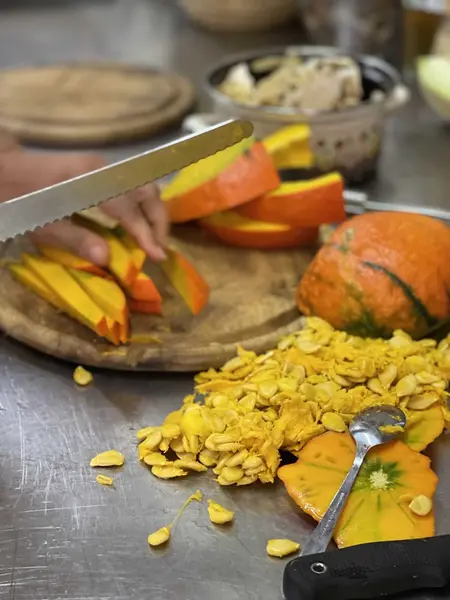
[300, 405, 406, 557]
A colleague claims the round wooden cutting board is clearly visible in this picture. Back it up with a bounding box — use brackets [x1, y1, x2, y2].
[0, 227, 314, 372]
[0, 63, 195, 145]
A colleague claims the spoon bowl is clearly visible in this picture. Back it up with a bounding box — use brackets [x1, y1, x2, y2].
[349, 405, 407, 449]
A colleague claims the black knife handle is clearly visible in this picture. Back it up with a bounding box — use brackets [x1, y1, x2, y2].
[283, 535, 450, 600]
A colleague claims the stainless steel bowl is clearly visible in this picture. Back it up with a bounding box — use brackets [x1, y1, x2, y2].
[183, 46, 410, 183]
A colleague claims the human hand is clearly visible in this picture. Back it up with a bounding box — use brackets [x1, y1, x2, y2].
[0, 145, 168, 265]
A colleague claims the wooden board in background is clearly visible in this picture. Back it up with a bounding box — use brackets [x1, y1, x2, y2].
[0, 63, 195, 145]
[0, 227, 314, 371]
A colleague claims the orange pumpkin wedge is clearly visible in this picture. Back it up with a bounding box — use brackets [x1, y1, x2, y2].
[74, 219, 139, 288]
[263, 124, 314, 170]
[37, 245, 109, 278]
[201, 211, 318, 249]
[162, 136, 253, 200]
[22, 253, 108, 339]
[161, 247, 209, 315]
[115, 228, 146, 271]
[128, 298, 163, 315]
[127, 272, 162, 306]
[235, 173, 345, 228]
[164, 142, 280, 223]
[278, 432, 438, 549]
[69, 269, 128, 328]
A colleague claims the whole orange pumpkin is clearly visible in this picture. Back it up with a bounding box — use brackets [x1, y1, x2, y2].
[297, 212, 450, 339]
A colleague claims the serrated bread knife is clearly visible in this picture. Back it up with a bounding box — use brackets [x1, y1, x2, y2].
[0, 119, 253, 242]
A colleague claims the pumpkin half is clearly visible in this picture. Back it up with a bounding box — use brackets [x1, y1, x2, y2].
[278, 432, 438, 548]
[297, 212, 450, 339]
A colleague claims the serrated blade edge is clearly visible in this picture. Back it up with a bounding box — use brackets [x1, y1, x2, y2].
[0, 119, 253, 242]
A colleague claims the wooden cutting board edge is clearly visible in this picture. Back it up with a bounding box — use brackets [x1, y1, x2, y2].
[0, 298, 306, 372]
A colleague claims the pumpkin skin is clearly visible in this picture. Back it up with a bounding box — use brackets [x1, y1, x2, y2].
[278, 432, 438, 548]
[297, 212, 450, 339]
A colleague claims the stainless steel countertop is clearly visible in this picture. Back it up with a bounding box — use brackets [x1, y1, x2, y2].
[1, 2, 450, 599]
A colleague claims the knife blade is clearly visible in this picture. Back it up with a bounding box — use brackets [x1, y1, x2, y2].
[283, 535, 450, 600]
[0, 119, 253, 242]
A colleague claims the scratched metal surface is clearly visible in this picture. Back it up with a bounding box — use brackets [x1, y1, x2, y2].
[1, 1, 450, 599]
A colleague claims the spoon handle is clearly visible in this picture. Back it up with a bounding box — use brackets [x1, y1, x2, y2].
[300, 443, 369, 556]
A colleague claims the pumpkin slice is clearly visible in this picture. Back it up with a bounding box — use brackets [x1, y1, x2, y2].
[161, 247, 209, 315]
[9, 262, 67, 312]
[201, 210, 318, 250]
[404, 406, 445, 452]
[127, 272, 162, 306]
[128, 298, 163, 315]
[162, 136, 253, 200]
[69, 268, 128, 327]
[22, 253, 108, 339]
[235, 173, 345, 228]
[263, 124, 314, 170]
[278, 432, 438, 549]
[164, 142, 280, 223]
[115, 228, 146, 271]
[9, 261, 117, 343]
[37, 245, 109, 278]
[74, 219, 139, 288]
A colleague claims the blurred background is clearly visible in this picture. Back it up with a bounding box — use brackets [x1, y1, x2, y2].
[0, 0, 449, 201]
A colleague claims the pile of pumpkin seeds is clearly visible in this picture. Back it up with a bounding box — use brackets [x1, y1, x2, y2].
[137, 317, 450, 487]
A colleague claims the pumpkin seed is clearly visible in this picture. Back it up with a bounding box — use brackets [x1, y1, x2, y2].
[73, 365, 93, 386]
[90, 450, 124, 468]
[148, 526, 171, 547]
[198, 449, 219, 467]
[321, 412, 347, 433]
[221, 466, 244, 483]
[173, 460, 207, 472]
[96, 474, 114, 486]
[151, 465, 187, 479]
[144, 453, 168, 467]
[142, 431, 163, 451]
[396, 375, 418, 397]
[207, 500, 235, 524]
[407, 393, 439, 410]
[367, 377, 383, 395]
[266, 539, 300, 558]
[226, 449, 249, 467]
[379, 364, 397, 388]
[160, 423, 181, 439]
[409, 495, 432, 516]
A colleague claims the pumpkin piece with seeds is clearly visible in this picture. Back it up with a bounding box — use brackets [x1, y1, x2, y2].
[90, 450, 125, 468]
[278, 432, 438, 548]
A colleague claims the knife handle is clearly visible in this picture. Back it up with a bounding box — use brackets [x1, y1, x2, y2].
[283, 535, 450, 600]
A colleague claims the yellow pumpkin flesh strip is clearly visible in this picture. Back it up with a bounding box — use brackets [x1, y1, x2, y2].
[22, 254, 108, 338]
